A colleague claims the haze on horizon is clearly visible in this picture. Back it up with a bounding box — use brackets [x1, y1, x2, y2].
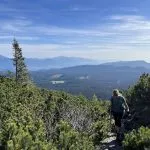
[0, 0, 150, 62]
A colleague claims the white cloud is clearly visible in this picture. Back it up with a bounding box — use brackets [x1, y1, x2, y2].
[1, 14, 150, 41]
[1, 14, 150, 61]
[0, 43, 150, 62]
[110, 15, 150, 30]
[0, 19, 32, 33]
[68, 6, 96, 12]
[32, 25, 117, 37]
[0, 36, 39, 40]
[0, 18, 118, 39]
[119, 8, 138, 12]
[110, 15, 143, 21]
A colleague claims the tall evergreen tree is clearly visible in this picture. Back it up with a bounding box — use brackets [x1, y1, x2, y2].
[12, 39, 30, 84]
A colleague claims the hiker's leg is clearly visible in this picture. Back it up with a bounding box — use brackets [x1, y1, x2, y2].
[116, 117, 121, 134]
[113, 113, 121, 134]
[119, 112, 124, 132]
[113, 113, 122, 141]
[116, 112, 124, 142]
[112, 112, 118, 133]
[115, 126, 120, 134]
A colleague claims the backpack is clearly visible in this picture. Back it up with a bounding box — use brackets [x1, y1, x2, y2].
[111, 95, 125, 113]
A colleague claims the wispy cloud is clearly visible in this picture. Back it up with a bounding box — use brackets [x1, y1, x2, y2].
[2, 14, 150, 40]
[0, 18, 117, 37]
[110, 15, 150, 30]
[1, 13, 150, 61]
[110, 15, 143, 21]
[0, 19, 32, 33]
[118, 7, 138, 13]
[0, 36, 39, 40]
[1, 43, 150, 62]
[68, 6, 96, 12]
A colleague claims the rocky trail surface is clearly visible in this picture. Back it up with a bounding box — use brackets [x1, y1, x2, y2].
[96, 133, 123, 150]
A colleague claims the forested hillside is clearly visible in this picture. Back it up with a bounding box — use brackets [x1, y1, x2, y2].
[31, 65, 150, 99]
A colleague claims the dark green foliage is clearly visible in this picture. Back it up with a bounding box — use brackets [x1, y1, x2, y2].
[90, 119, 110, 145]
[125, 73, 150, 127]
[0, 76, 110, 149]
[123, 126, 150, 150]
[55, 120, 94, 150]
[0, 76, 54, 149]
[127, 73, 150, 105]
[122, 73, 150, 149]
[42, 91, 110, 147]
[12, 39, 30, 84]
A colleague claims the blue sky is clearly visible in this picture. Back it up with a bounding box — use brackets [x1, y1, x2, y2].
[0, 0, 150, 61]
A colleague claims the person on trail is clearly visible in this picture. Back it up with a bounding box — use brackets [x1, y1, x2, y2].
[110, 89, 129, 140]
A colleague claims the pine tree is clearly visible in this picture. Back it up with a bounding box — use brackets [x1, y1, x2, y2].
[12, 39, 30, 84]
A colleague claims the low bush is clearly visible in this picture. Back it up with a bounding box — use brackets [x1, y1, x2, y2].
[123, 126, 150, 150]
[55, 120, 94, 150]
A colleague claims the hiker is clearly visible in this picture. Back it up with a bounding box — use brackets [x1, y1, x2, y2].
[110, 89, 129, 140]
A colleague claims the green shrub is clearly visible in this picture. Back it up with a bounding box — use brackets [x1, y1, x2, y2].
[123, 126, 150, 150]
[0, 118, 56, 150]
[55, 120, 94, 150]
[0, 76, 111, 148]
[125, 73, 150, 128]
[126, 73, 150, 106]
[90, 119, 110, 145]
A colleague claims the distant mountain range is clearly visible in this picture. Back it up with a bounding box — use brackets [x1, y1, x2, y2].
[103, 60, 150, 69]
[1, 54, 150, 98]
[0, 54, 150, 71]
[0, 55, 98, 71]
[0, 55, 13, 71]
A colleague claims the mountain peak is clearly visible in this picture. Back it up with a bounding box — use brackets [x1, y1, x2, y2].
[0, 55, 9, 59]
[102, 60, 150, 69]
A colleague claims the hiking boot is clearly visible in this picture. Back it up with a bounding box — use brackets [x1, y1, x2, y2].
[116, 133, 120, 141]
[116, 132, 124, 142]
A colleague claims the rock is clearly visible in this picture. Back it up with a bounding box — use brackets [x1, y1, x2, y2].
[96, 132, 123, 150]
